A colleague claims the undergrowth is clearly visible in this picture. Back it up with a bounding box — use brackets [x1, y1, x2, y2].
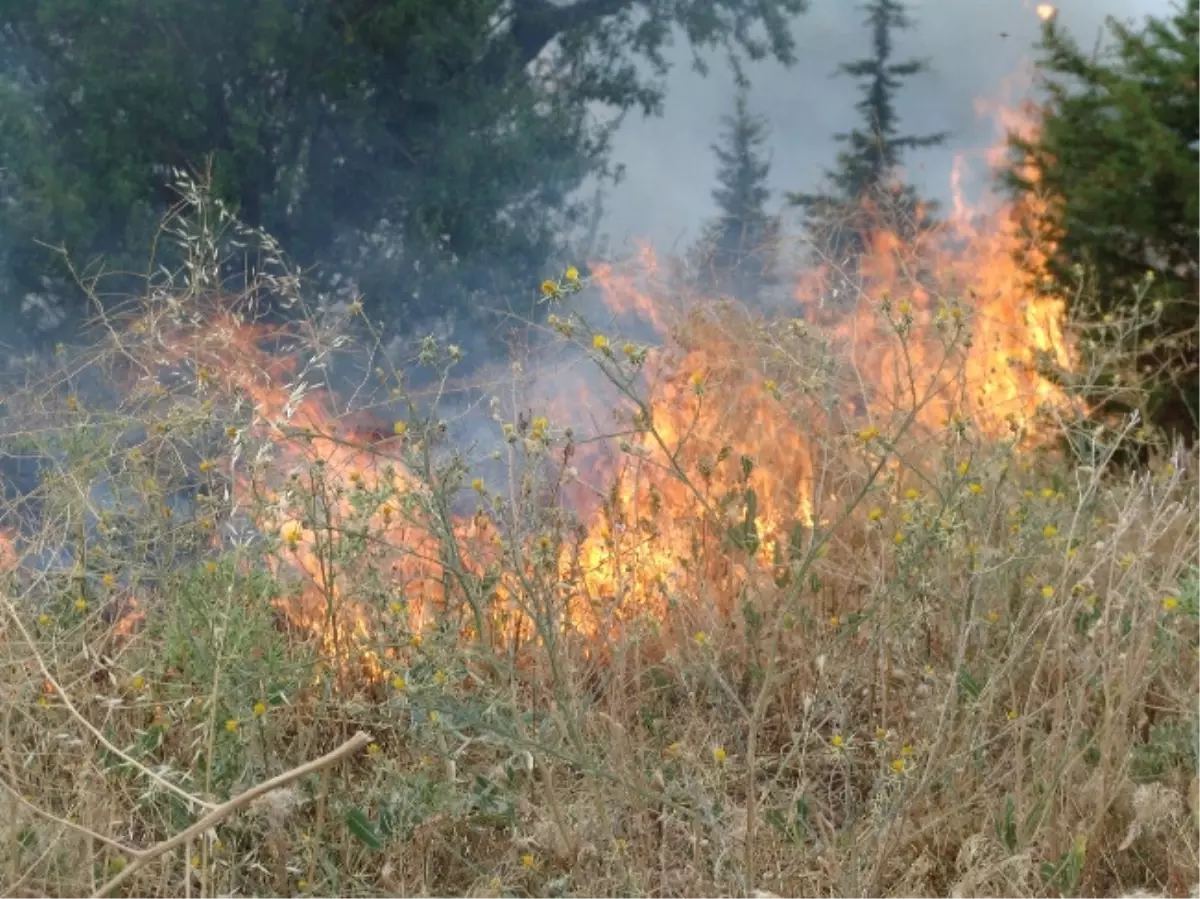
[0, 183, 1196, 898]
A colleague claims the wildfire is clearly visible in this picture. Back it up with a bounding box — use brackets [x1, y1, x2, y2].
[3, 69, 1073, 680]
[559, 74, 1074, 633]
[112, 307, 511, 681]
[1036, 4, 1057, 23]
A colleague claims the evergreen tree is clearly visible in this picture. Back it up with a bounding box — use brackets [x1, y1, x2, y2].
[1005, 0, 1199, 440]
[788, 0, 946, 269]
[690, 89, 782, 302]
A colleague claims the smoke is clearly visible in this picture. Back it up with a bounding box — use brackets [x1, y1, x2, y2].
[0, 0, 1169, 545]
[598, 0, 1173, 252]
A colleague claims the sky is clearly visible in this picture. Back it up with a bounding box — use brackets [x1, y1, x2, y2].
[598, 0, 1174, 254]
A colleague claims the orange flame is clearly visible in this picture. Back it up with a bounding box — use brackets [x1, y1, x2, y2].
[15, 70, 1071, 676]
[556, 75, 1074, 633]
[0, 527, 16, 574]
[127, 309, 513, 680]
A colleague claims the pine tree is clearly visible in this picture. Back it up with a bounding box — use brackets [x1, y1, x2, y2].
[788, 0, 946, 268]
[1006, 0, 1199, 439]
[690, 89, 782, 303]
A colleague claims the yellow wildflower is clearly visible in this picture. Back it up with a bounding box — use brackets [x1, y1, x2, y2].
[280, 519, 304, 546]
[890, 758, 906, 774]
[253, 701, 267, 717]
[540, 279, 558, 297]
[1162, 596, 1179, 612]
[830, 734, 844, 750]
[564, 266, 580, 282]
[393, 421, 408, 436]
[592, 333, 609, 350]
[224, 718, 238, 733]
[858, 426, 879, 443]
[712, 746, 727, 764]
[1041, 585, 1055, 599]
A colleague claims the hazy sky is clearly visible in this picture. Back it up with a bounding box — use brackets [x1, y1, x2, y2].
[599, 0, 1174, 253]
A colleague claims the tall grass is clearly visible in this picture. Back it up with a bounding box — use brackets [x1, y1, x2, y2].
[0, 183, 1195, 898]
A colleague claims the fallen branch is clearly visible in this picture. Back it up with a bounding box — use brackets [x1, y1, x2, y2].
[93, 730, 373, 898]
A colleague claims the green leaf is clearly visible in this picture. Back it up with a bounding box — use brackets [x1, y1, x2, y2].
[996, 794, 1019, 852]
[956, 666, 982, 701]
[344, 806, 385, 851]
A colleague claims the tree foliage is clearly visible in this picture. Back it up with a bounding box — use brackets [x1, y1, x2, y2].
[0, 0, 806, 340]
[788, 0, 945, 268]
[1006, 0, 1198, 439]
[689, 88, 782, 303]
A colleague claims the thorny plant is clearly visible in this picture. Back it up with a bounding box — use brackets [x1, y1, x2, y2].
[0, 180, 1195, 898]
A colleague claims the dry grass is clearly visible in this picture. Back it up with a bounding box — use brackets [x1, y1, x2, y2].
[0, 184, 1196, 899]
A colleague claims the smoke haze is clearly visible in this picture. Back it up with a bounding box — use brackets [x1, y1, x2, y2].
[600, 0, 1174, 252]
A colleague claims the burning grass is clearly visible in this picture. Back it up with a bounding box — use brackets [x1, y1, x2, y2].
[0, 183, 1197, 898]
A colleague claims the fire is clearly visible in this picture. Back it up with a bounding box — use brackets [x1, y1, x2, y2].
[1036, 4, 1057, 23]
[558, 74, 1074, 632]
[0, 527, 15, 574]
[4, 68, 1073, 678]
[115, 306, 514, 681]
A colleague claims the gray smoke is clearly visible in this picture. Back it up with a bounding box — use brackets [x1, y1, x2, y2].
[599, 0, 1173, 253]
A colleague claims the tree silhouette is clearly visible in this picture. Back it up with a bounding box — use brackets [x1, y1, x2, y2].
[789, 0, 946, 280]
[690, 89, 782, 303]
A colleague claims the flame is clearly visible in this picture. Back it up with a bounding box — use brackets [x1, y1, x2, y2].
[558, 75, 1074, 633]
[0, 527, 15, 574]
[122, 308, 514, 682]
[5, 70, 1073, 679]
[1036, 4, 1057, 23]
